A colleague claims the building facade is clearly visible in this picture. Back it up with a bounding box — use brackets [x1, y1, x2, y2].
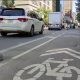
[14, 0, 57, 11]
[0, 0, 60, 12]
[63, 0, 72, 15]
[63, 0, 73, 22]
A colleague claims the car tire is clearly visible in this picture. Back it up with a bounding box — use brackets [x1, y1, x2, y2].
[1, 32, 7, 37]
[58, 26, 62, 30]
[59, 27, 62, 30]
[29, 26, 34, 37]
[39, 25, 44, 34]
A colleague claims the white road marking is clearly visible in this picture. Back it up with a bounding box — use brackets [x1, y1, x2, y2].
[66, 48, 80, 55]
[0, 36, 51, 53]
[13, 57, 80, 80]
[0, 63, 6, 67]
[41, 49, 80, 60]
[46, 48, 80, 54]
[66, 51, 80, 60]
[13, 47, 80, 80]
[13, 64, 45, 80]
[0, 62, 8, 67]
[46, 48, 69, 52]
[12, 33, 64, 60]
[41, 51, 68, 56]
[0, 59, 13, 68]
[0, 33, 64, 68]
[16, 70, 24, 76]
[46, 36, 54, 38]
[63, 35, 80, 38]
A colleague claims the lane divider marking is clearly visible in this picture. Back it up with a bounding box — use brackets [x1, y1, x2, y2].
[12, 33, 65, 60]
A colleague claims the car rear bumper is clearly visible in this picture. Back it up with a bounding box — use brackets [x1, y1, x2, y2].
[0, 27, 30, 33]
[48, 24, 62, 29]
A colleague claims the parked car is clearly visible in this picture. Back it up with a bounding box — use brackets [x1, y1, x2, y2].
[0, 8, 44, 36]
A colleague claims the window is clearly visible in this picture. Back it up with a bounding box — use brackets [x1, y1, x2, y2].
[27, 11, 38, 19]
[1, 8, 25, 16]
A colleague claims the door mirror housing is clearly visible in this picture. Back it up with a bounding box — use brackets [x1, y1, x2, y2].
[38, 18, 43, 21]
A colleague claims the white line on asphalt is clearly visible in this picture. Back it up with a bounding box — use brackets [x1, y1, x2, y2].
[46, 36, 54, 38]
[0, 62, 8, 67]
[63, 35, 80, 38]
[0, 59, 13, 68]
[66, 51, 80, 60]
[41, 49, 80, 60]
[66, 48, 80, 55]
[40, 51, 67, 56]
[46, 48, 80, 55]
[12, 33, 65, 60]
[46, 48, 67, 52]
[0, 33, 64, 68]
[0, 36, 51, 53]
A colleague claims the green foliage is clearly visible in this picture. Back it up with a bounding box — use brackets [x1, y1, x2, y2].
[35, 7, 51, 24]
[76, 13, 80, 22]
[2, 0, 14, 8]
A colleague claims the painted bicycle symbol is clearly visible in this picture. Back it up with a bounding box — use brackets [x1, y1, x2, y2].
[13, 58, 80, 80]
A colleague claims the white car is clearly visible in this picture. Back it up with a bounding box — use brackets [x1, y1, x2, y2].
[0, 8, 44, 36]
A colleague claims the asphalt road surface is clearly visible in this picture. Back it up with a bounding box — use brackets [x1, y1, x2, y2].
[0, 28, 80, 80]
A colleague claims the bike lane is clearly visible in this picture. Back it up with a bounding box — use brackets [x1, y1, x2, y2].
[13, 49, 80, 80]
[0, 30, 80, 80]
[12, 31, 80, 80]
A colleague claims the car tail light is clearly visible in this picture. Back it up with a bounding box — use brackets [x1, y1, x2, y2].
[17, 18, 28, 22]
[0, 18, 3, 21]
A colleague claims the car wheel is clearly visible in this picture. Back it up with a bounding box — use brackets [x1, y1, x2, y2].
[58, 26, 62, 30]
[1, 32, 7, 37]
[59, 27, 62, 30]
[39, 25, 44, 34]
[29, 26, 34, 37]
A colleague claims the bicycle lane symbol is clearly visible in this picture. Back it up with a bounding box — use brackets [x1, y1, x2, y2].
[13, 58, 80, 80]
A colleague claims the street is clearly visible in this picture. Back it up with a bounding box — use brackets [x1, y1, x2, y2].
[0, 29, 80, 80]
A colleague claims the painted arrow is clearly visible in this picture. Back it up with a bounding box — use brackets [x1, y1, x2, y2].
[40, 48, 80, 60]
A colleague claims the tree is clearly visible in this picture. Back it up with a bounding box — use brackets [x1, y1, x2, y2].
[35, 7, 51, 25]
[76, 0, 80, 12]
[2, 0, 14, 8]
[76, 12, 80, 22]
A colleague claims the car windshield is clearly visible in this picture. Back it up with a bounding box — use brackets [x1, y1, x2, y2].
[1, 9, 25, 16]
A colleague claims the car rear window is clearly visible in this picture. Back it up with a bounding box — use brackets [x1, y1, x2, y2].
[0, 10, 2, 15]
[1, 8, 25, 16]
